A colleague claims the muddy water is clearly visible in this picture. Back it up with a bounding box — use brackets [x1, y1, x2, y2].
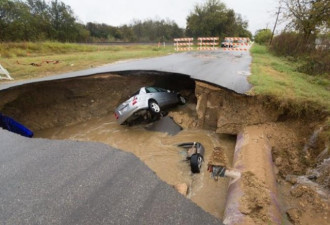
[36, 114, 235, 219]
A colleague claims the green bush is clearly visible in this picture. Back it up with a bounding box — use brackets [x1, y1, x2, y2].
[254, 29, 272, 45]
[298, 50, 330, 75]
[270, 32, 329, 75]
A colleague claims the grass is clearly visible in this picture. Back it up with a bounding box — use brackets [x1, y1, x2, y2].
[249, 44, 330, 114]
[0, 42, 175, 80]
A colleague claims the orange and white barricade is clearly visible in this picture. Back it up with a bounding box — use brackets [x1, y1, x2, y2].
[174, 38, 194, 51]
[222, 37, 251, 51]
[198, 37, 219, 51]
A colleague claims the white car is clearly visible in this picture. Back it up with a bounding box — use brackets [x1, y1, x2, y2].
[114, 87, 185, 125]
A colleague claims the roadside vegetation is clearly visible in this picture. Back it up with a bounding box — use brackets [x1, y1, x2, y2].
[0, 42, 174, 80]
[251, 0, 329, 114]
[249, 44, 330, 113]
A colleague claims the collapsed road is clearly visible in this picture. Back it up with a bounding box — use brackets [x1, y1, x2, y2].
[0, 50, 252, 94]
[1, 51, 329, 225]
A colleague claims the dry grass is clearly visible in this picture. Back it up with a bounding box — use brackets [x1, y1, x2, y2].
[0, 42, 175, 80]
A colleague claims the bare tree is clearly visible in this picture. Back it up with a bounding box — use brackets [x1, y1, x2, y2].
[280, 0, 329, 40]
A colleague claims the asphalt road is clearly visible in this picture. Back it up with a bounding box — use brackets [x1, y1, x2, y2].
[0, 49, 252, 94]
[0, 129, 222, 225]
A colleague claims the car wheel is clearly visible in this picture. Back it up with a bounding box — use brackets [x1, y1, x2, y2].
[149, 100, 160, 114]
[178, 95, 186, 105]
[190, 154, 203, 173]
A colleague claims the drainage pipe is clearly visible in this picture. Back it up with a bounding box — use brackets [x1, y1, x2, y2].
[223, 126, 282, 225]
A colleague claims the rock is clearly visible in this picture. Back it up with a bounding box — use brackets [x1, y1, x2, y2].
[275, 157, 282, 166]
[290, 185, 308, 198]
[285, 175, 298, 185]
[286, 208, 301, 224]
[174, 183, 188, 196]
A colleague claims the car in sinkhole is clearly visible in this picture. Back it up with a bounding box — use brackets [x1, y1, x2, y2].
[114, 86, 186, 125]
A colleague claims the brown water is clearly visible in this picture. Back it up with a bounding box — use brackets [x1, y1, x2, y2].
[36, 114, 235, 219]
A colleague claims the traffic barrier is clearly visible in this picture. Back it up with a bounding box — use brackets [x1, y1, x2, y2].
[198, 37, 219, 51]
[174, 38, 194, 51]
[222, 37, 252, 52]
[225, 37, 250, 42]
[223, 48, 248, 51]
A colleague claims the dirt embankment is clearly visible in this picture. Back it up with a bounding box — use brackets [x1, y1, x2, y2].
[0, 73, 195, 131]
[193, 81, 329, 225]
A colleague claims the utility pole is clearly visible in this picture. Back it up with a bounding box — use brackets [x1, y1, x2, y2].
[270, 6, 281, 45]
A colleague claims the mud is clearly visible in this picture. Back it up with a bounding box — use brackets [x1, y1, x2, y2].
[0, 72, 329, 224]
[35, 114, 236, 219]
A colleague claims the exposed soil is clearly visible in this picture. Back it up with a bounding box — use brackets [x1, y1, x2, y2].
[0, 72, 329, 224]
[239, 171, 272, 225]
[194, 81, 329, 225]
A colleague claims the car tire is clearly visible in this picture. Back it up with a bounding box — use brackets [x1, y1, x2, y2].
[190, 154, 203, 173]
[178, 95, 186, 105]
[149, 100, 160, 114]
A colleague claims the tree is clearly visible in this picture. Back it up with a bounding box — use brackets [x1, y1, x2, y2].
[186, 0, 251, 38]
[281, 0, 330, 40]
[254, 29, 272, 44]
[127, 19, 183, 42]
[48, 0, 77, 42]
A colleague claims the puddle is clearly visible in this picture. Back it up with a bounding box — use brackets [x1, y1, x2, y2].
[36, 114, 235, 219]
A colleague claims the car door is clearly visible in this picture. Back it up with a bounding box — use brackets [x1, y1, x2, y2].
[157, 88, 177, 106]
[146, 87, 166, 106]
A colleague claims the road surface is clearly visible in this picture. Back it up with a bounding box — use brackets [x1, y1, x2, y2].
[0, 50, 252, 94]
[0, 129, 222, 225]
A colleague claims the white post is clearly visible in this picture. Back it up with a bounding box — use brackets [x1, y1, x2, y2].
[0, 64, 13, 80]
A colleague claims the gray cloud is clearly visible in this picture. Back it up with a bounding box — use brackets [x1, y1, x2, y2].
[62, 0, 281, 34]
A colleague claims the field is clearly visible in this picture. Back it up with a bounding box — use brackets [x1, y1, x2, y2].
[0, 42, 175, 80]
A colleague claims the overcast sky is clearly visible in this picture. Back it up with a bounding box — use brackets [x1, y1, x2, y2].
[61, 0, 281, 35]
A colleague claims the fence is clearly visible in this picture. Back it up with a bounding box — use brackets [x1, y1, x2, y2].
[0, 64, 13, 80]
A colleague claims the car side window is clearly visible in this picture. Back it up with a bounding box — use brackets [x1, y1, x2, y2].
[156, 88, 167, 92]
[146, 87, 158, 93]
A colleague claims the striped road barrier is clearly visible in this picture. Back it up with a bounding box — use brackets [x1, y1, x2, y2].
[174, 38, 194, 51]
[198, 37, 219, 51]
